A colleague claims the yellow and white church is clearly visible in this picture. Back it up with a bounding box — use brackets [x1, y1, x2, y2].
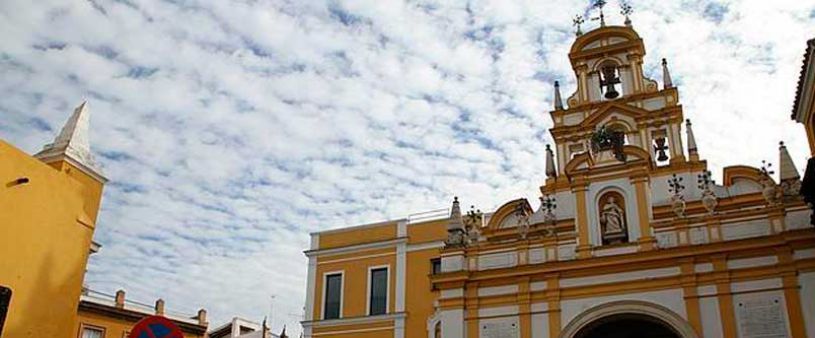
[301, 18, 814, 338]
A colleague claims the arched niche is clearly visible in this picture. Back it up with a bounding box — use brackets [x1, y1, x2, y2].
[596, 190, 629, 245]
[559, 300, 699, 338]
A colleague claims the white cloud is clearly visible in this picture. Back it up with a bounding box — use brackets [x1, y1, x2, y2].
[1, 0, 812, 335]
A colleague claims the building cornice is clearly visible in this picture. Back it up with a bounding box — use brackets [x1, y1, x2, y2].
[304, 237, 407, 257]
[792, 38, 815, 121]
[301, 312, 405, 328]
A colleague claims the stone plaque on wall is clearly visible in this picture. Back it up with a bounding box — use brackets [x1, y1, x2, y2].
[481, 320, 518, 338]
[736, 295, 788, 338]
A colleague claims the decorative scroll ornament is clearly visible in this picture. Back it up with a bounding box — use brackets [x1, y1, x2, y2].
[760, 161, 782, 205]
[590, 126, 626, 162]
[540, 195, 557, 237]
[463, 205, 483, 244]
[697, 170, 718, 215]
[668, 174, 686, 217]
[515, 202, 531, 239]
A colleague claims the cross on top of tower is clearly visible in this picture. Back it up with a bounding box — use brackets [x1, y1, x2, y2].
[591, 0, 607, 27]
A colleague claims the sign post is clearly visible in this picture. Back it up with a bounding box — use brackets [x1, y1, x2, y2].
[128, 315, 184, 338]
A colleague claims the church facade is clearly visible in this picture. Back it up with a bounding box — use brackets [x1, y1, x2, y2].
[301, 23, 814, 338]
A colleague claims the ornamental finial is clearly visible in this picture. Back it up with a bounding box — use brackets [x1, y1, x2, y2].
[620, 2, 633, 26]
[591, 0, 607, 27]
[572, 15, 585, 36]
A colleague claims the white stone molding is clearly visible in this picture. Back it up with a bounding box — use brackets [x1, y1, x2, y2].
[559, 300, 699, 338]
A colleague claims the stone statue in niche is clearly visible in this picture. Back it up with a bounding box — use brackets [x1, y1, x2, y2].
[599, 193, 628, 245]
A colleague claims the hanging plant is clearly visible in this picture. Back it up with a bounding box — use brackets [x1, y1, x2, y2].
[590, 126, 626, 162]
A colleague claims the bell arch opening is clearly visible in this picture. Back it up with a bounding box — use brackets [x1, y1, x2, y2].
[573, 313, 681, 338]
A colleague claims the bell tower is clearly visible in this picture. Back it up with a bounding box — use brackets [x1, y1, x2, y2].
[547, 24, 690, 181]
[542, 11, 700, 257]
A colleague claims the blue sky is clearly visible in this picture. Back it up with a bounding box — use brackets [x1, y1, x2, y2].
[1, 0, 813, 335]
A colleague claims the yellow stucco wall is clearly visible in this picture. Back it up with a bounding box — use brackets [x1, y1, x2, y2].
[405, 248, 441, 338]
[75, 310, 204, 338]
[307, 217, 446, 338]
[318, 223, 397, 249]
[0, 140, 104, 338]
[314, 250, 397, 319]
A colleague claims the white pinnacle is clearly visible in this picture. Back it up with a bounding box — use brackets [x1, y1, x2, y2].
[778, 141, 800, 181]
[553, 81, 564, 110]
[34, 101, 105, 181]
[545, 144, 557, 178]
[686, 119, 698, 161]
[662, 58, 673, 89]
[447, 196, 464, 231]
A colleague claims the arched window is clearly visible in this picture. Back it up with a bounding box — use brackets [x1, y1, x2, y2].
[598, 191, 629, 245]
[434, 322, 441, 338]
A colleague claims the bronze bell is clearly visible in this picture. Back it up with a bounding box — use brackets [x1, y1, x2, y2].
[653, 137, 669, 162]
[599, 65, 621, 99]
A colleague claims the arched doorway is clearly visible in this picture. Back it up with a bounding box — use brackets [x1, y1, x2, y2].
[573, 313, 680, 338]
[559, 301, 698, 338]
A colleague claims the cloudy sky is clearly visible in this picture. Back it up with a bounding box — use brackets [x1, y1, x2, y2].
[1, 0, 813, 334]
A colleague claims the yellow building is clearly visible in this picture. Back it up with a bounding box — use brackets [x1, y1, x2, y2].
[301, 21, 815, 338]
[1, 102, 107, 338]
[75, 289, 208, 338]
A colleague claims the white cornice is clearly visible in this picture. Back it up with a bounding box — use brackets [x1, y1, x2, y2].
[301, 312, 405, 328]
[304, 237, 407, 257]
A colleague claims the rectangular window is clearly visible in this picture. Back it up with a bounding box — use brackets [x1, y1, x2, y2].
[431, 258, 441, 275]
[0, 286, 10, 337]
[369, 267, 388, 315]
[81, 326, 104, 338]
[323, 273, 342, 320]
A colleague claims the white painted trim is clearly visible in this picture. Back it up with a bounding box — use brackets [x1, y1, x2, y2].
[310, 219, 407, 236]
[559, 300, 699, 338]
[305, 238, 407, 257]
[407, 241, 445, 252]
[366, 265, 390, 316]
[397, 220, 407, 237]
[318, 251, 394, 265]
[396, 241, 407, 313]
[305, 256, 317, 321]
[303, 312, 406, 328]
[321, 270, 344, 320]
[310, 233, 320, 250]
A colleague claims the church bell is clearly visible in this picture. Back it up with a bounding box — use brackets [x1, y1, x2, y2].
[599, 65, 621, 99]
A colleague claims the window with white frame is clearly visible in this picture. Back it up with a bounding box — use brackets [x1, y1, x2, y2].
[368, 267, 388, 315]
[323, 273, 342, 320]
[80, 325, 104, 338]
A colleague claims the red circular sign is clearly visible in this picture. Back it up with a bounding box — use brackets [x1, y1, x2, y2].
[128, 315, 184, 338]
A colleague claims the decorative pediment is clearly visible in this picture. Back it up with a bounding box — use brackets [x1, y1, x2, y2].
[722, 165, 766, 186]
[564, 145, 653, 176]
[569, 26, 644, 56]
[579, 103, 650, 130]
[485, 198, 531, 231]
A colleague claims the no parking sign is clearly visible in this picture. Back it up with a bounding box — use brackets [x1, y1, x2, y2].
[128, 315, 185, 338]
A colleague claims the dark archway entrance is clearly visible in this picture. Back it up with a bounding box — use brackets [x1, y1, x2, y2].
[574, 313, 681, 338]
